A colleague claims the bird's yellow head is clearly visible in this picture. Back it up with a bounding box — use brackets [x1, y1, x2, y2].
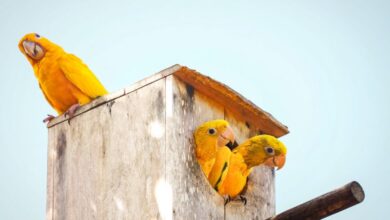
[235, 134, 287, 170]
[194, 119, 236, 160]
[18, 33, 62, 65]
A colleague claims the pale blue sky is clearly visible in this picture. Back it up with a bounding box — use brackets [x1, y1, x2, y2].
[1, 0, 389, 219]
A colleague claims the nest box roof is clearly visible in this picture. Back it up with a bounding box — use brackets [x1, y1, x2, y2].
[170, 65, 288, 137]
[48, 64, 289, 137]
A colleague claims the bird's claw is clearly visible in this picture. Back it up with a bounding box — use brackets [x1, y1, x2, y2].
[64, 104, 80, 124]
[224, 196, 232, 206]
[224, 195, 247, 206]
[239, 195, 247, 205]
[43, 114, 55, 124]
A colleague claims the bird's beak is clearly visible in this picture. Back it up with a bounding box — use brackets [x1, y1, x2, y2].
[22, 41, 36, 56]
[264, 154, 286, 170]
[21, 40, 44, 60]
[217, 126, 235, 148]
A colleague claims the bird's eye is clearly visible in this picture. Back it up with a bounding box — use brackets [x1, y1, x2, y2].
[265, 146, 274, 155]
[35, 33, 41, 38]
[208, 128, 216, 135]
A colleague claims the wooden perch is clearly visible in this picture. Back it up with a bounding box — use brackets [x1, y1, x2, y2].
[269, 181, 365, 220]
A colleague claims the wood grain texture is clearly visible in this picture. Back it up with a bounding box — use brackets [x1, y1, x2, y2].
[49, 116, 103, 220]
[47, 80, 166, 220]
[46, 130, 55, 220]
[99, 79, 166, 220]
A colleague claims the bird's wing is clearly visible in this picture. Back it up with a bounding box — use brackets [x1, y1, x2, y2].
[208, 146, 232, 191]
[59, 54, 108, 98]
[217, 152, 250, 197]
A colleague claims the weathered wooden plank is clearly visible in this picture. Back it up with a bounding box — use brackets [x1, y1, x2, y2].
[99, 79, 166, 220]
[50, 113, 104, 220]
[48, 79, 166, 220]
[46, 130, 55, 220]
[224, 110, 275, 220]
[165, 75, 225, 219]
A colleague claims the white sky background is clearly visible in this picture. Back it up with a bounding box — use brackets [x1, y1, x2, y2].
[0, 0, 389, 219]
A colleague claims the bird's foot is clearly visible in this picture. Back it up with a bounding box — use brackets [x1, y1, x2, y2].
[224, 195, 247, 206]
[239, 195, 247, 205]
[43, 114, 56, 124]
[64, 104, 80, 124]
[224, 196, 232, 206]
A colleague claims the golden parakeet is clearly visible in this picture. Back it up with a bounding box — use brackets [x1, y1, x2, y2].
[216, 135, 287, 203]
[194, 119, 236, 178]
[18, 33, 108, 123]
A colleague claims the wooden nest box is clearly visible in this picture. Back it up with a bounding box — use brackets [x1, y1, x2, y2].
[46, 64, 289, 220]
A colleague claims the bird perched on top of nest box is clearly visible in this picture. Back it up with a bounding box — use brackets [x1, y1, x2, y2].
[18, 33, 108, 123]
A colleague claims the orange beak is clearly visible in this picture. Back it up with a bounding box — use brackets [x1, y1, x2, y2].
[217, 126, 235, 148]
[264, 154, 286, 170]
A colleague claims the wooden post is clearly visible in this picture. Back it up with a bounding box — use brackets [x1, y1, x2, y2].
[45, 65, 289, 220]
[269, 181, 365, 220]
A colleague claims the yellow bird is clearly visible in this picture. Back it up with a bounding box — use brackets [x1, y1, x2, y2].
[215, 135, 287, 203]
[18, 33, 108, 123]
[194, 120, 236, 178]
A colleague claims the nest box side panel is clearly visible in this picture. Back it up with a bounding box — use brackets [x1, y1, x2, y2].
[165, 76, 225, 219]
[47, 79, 166, 220]
[99, 79, 166, 220]
[48, 106, 107, 220]
[224, 110, 275, 220]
